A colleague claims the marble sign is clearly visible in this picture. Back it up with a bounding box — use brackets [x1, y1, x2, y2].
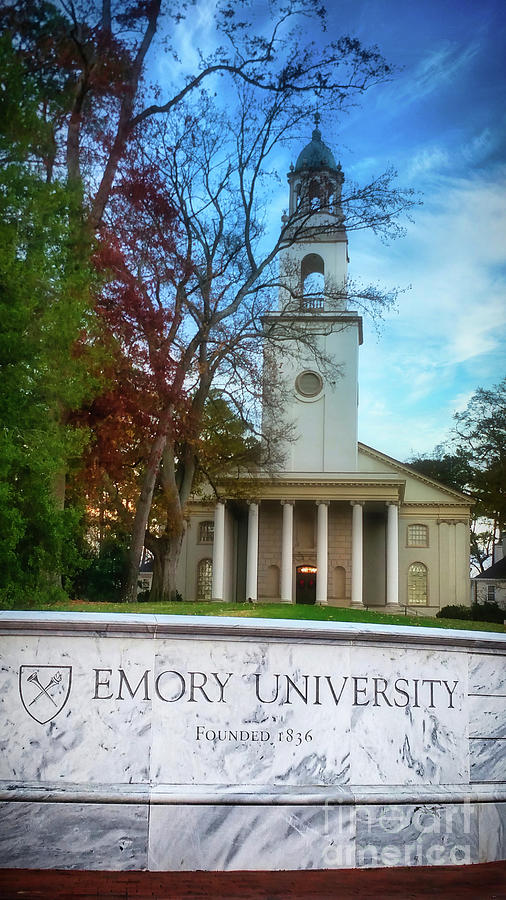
[0, 613, 505, 871]
[1, 630, 469, 788]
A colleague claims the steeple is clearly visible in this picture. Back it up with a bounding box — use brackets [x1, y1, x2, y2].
[263, 121, 361, 473]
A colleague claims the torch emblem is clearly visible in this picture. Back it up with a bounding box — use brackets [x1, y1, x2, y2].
[19, 666, 72, 724]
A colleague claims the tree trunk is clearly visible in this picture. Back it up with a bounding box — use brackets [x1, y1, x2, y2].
[150, 524, 186, 603]
[123, 418, 171, 602]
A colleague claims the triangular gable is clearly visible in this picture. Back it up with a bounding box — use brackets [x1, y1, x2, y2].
[358, 443, 472, 505]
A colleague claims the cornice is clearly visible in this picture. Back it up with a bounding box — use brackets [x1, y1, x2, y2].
[401, 501, 471, 510]
[261, 312, 363, 344]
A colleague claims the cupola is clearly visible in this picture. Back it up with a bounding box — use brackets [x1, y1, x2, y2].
[287, 114, 344, 219]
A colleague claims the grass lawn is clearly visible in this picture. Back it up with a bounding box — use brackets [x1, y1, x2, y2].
[5, 598, 505, 633]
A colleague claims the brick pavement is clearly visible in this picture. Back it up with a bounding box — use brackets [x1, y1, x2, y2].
[0, 862, 505, 900]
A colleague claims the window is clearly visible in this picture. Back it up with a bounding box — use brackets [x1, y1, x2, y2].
[300, 253, 325, 310]
[407, 524, 428, 547]
[302, 271, 325, 309]
[295, 371, 323, 398]
[199, 520, 214, 543]
[487, 584, 496, 602]
[197, 559, 213, 600]
[408, 562, 428, 605]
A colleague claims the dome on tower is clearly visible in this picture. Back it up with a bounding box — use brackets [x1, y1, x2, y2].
[294, 126, 338, 172]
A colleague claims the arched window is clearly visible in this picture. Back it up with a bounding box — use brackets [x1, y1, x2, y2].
[301, 253, 324, 280]
[303, 271, 325, 304]
[309, 179, 321, 210]
[197, 559, 213, 600]
[199, 520, 214, 543]
[408, 562, 428, 605]
[301, 253, 324, 310]
[407, 524, 428, 547]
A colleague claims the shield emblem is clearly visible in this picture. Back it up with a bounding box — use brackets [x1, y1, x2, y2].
[19, 665, 72, 724]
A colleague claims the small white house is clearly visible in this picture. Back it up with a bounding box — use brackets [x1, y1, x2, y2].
[472, 533, 506, 611]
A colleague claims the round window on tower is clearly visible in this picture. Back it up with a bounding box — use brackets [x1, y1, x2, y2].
[295, 370, 323, 398]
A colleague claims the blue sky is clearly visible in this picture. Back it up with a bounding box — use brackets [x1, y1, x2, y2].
[161, 0, 506, 462]
[325, 0, 506, 461]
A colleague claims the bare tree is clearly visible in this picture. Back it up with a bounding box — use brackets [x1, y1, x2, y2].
[96, 87, 416, 602]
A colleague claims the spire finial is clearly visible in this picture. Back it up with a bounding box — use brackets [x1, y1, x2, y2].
[312, 110, 322, 141]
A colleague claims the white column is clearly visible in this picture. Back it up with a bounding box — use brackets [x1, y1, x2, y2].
[246, 502, 259, 601]
[351, 501, 363, 606]
[212, 501, 225, 601]
[281, 501, 294, 603]
[316, 501, 329, 605]
[386, 502, 399, 605]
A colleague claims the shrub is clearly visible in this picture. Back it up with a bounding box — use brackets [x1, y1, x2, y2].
[437, 601, 505, 624]
[471, 601, 505, 624]
[437, 605, 472, 620]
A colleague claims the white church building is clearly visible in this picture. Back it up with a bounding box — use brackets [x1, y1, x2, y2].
[175, 124, 472, 614]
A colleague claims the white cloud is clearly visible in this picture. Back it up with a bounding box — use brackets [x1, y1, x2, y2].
[156, 0, 219, 83]
[382, 40, 481, 109]
[355, 166, 506, 457]
[406, 146, 450, 179]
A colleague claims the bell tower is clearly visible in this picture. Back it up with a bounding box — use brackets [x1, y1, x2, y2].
[264, 118, 362, 473]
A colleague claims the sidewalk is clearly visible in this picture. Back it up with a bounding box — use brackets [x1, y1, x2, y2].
[1, 862, 505, 899]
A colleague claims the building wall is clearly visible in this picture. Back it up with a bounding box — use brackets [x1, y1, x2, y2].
[398, 513, 470, 611]
[363, 512, 386, 607]
[266, 321, 359, 473]
[257, 502, 282, 600]
[179, 509, 215, 601]
[328, 503, 352, 605]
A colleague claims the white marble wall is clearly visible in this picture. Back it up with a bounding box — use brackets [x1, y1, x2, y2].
[0, 613, 504, 870]
[469, 652, 506, 784]
[0, 630, 473, 789]
[0, 802, 148, 870]
[0, 635, 153, 784]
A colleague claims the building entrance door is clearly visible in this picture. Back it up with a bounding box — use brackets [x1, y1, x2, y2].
[296, 566, 317, 605]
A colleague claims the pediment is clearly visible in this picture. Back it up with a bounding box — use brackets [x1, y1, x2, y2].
[358, 443, 472, 505]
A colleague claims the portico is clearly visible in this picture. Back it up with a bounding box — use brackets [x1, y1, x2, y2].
[211, 472, 404, 607]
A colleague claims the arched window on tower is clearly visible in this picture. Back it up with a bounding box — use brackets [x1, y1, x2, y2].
[301, 253, 325, 310]
[309, 179, 321, 210]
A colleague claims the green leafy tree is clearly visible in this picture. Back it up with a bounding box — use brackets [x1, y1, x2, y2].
[408, 378, 506, 575]
[453, 379, 506, 530]
[0, 37, 96, 605]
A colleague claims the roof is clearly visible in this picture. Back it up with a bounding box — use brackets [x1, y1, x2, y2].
[295, 127, 338, 172]
[475, 556, 506, 580]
